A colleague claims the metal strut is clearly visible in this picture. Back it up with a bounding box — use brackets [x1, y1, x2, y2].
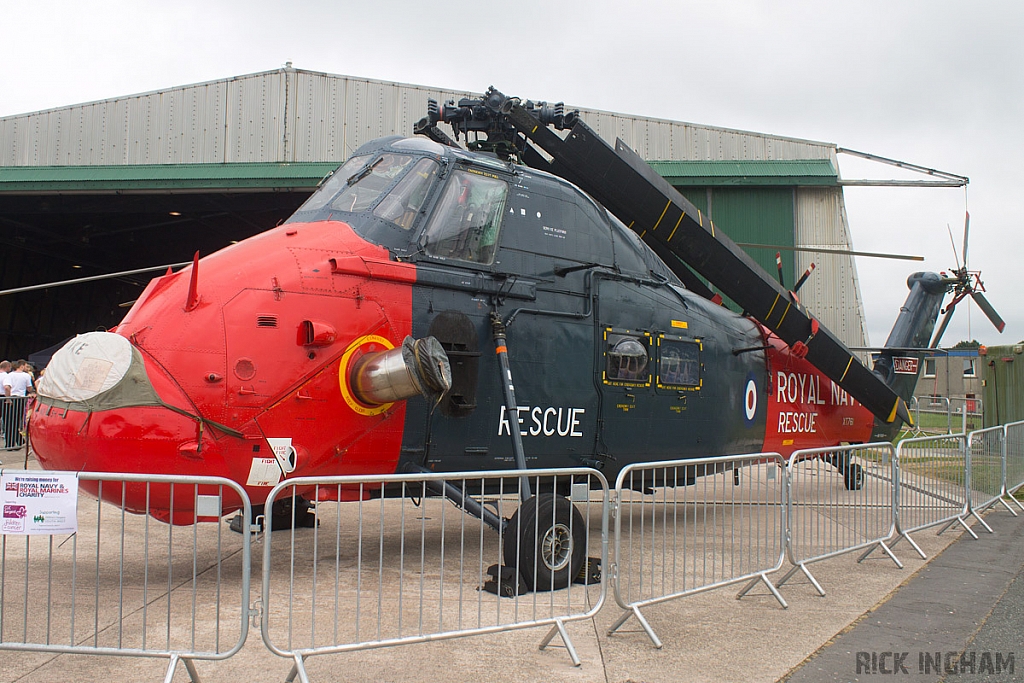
[402, 463, 507, 533]
[491, 311, 532, 502]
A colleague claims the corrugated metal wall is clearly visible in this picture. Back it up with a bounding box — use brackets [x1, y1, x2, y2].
[0, 68, 838, 166]
[0, 68, 866, 346]
[794, 187, 867, 346]
[0, 71, 472, 166]
[580, 110, 835, 162]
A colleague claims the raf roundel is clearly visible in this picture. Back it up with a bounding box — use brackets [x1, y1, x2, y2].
[744, 377, 757, 424]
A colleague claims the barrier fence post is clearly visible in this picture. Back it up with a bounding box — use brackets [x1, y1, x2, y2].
[259, 468, 608, 677]
[894, 433, 974, 559]
[776, 444, 900, 597]
[1004, 421, 1024, 513]
[607, 454, 788, 648]
[0, 471, 251, 682]
[966, 426, 1013, 523]
[904, 397, 922, 438]
[0, 396, 30, 454]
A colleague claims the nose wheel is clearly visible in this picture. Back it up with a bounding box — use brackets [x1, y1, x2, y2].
[502, 493, 587, 590]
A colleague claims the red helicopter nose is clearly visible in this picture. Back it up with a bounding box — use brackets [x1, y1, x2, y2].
[30, 331, 234, 521]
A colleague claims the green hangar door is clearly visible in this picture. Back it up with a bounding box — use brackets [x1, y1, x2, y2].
[677, 187, 796, 310]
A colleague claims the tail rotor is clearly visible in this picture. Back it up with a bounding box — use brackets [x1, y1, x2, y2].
[929, 211, 1005, 348]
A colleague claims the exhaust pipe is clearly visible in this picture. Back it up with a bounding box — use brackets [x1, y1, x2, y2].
[350, 336, 451, 406]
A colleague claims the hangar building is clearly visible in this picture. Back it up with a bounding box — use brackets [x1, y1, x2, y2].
[0, 66, 867, 360]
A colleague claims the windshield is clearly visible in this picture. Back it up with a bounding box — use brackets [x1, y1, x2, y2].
[294, 155, 372, 214]
[421, 170, 507, 265]
[373, 157, 440, 229]
[289, 153, 419, 220]
[329, 153, 417, 213]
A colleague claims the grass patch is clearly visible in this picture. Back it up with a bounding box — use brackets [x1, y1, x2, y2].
[900, 408, 983, 437]
[898, 456, 965, 484]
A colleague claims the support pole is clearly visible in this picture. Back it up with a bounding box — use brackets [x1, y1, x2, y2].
[491, 312, 532, 502]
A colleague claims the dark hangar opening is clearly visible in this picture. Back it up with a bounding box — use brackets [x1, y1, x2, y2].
[0, 189, 311, 360]
[0, 160, 823, 362]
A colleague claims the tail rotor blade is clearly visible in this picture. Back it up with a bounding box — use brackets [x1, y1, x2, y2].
[971, 290, 1006, 333]
[962, 211, 971, 270]
[793, 262, 816, 293]
[947, 223, 962, 270]
[930, 306, 955, 348]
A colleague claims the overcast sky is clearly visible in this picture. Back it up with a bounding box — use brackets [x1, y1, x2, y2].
[2, 0, 1021, 347]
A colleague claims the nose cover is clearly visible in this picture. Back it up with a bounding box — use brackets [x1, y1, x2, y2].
[36, 331, 163, 411]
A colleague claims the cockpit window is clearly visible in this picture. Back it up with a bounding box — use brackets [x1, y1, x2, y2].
[373, 158, 440, 230]
[294, 154, 372, 213]
[422, 169, 507, 265]
[329, 153, 417, 213]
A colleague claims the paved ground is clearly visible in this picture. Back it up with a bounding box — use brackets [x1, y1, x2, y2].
[3, 446, 1018, 683]
[781, 505, 1024, 683]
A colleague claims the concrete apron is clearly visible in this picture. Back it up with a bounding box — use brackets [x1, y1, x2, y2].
[0, 448, 976, 683]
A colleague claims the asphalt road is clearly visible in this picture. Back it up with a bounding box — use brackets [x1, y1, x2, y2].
[781, 506, 1024, 683]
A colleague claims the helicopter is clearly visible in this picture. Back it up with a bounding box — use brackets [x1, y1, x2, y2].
[27, 87, 1003, 589]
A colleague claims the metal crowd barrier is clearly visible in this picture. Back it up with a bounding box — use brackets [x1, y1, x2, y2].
[967, 426, 1016, 525]
[908, 396, 952, 436]
[905, 396, 984, 437]
[259, 468, 608, 682]
[903, 396, 921, 437]
[1005, 421, 1024, 509]
[0, 395, 30, 453]
[8, 421, 1024, 677]
[607, 454, 787, 648]
[920, 396, 952, 435]
[893, 433, 971, 558]
[0, 472, 252, 682]
[950, 397, 984, 434]
[778, 444, 900, 596]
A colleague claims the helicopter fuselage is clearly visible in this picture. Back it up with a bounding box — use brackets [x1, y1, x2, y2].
[30, 135, 876, 521]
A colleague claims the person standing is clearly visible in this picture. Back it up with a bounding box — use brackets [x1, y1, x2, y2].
[0, 361, 10, 451]
[3, 360, 33, 448]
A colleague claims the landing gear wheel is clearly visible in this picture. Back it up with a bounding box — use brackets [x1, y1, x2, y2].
[227, 496, 318, 533]
[503, 493, 586, 591]
[844, 463, 864, 491]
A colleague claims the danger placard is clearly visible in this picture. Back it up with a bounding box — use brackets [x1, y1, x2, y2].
[893, 357, 920, 375]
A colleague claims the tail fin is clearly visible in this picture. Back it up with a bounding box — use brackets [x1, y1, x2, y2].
[870, 272, 947, 441]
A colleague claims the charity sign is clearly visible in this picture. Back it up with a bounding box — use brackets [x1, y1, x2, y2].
[1, 471, 79, 535]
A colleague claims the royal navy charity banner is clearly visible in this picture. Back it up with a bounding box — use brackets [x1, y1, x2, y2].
[1, 471, 79, 535]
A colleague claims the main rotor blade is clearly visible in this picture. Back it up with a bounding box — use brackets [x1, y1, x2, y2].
[736, 243, 923, 261]
[644, 238, 720, 301]
[962, 211, 971, 270]
[930, 306, 955, 348]
[971, 290, 1006, 333]
[500, 97, 912, 425]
